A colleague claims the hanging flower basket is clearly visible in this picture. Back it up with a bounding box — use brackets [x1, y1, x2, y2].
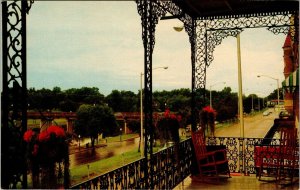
[24, 125, 70, 189]
[200, 106, 217, 137]
[156, 108, 181, 147]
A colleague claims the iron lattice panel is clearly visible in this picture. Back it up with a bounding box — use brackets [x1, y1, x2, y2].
[72, 158, 147, 189]
[71, 139, 193, 189]
[2, 0, 33, 188]
[206, 137, 288, 174]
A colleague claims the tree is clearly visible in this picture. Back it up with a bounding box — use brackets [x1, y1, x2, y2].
[28, 88, 56, 111]
[65, 87, 105, 108]
[106, 90, 138, 112]
[74, 104, 118, 148]
[212, 87, 238, 122]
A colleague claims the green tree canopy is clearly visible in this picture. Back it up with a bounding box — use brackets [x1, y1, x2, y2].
[74, 104, 118, 147]
[106, 90, 138, 112]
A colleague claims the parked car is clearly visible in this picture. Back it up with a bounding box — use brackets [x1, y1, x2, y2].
[279, 110, 292, 119]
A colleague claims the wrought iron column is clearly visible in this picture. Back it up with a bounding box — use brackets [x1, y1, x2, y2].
[2, 0, 33, 188]
[186, 20, 197, 132]
[137, 0, 165, 188]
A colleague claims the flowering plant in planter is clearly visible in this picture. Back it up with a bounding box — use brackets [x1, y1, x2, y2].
[199, 106, 217, 137]
[23, 125, 69, 188]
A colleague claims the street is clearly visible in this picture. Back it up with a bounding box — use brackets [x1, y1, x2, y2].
[215, 109, 278, 138]
[69, 109, 278, 168]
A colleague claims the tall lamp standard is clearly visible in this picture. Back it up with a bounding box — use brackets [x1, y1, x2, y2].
[209, 82, 226, 108]
[257, 75, 280, 107]
[140, 66, 168, 157]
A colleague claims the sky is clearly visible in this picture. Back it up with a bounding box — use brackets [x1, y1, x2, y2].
[3, 1, 287, 97]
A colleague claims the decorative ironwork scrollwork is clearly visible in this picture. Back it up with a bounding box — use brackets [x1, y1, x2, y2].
[26, 0, 34, 13]
[195, 13, 296, 90]
[136, 0, 167, 187]
[2, 0, 33, 188]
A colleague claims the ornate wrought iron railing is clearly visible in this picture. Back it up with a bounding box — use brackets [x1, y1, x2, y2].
[71, 136, 298, 189]
[71, 138, 192, 189]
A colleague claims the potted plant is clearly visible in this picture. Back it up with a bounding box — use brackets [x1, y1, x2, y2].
[23, 125, 70, 188]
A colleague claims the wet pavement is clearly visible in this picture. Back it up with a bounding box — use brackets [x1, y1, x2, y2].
[69, 137, 140, 168]
[215, 109, 278, 138]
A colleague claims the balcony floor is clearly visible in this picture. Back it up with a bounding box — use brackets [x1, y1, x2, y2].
[174, 174, 299, 190]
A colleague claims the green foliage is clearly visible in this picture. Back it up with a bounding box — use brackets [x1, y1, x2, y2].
[28, 87, 105, 112]
[26, 86, 279, 125]
[210, 87, 238, 122]
[106, 90, 138, 112]
[267, 88, 284, 100]
[74, 104, 118, 147]
[153, 88, 191, 112]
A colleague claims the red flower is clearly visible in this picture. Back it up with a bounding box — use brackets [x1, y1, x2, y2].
[170, 114, 177, 120]
[203, 106, 216, 114]
[24, 130, 35, 142]
[32, 144, 39, 156]
[38, 131, 50, 142]
[47, 126, 65, 138]
[177, 115, 182, 122]
[164, 108, 170, 118]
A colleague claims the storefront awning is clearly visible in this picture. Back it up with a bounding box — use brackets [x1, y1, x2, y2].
[282, 68, 299, 93]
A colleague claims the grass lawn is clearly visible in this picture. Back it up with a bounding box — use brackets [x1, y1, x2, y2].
[70, 144, 161, 186]
[105, 133, 139, 143]
[70, 149, 141, 186]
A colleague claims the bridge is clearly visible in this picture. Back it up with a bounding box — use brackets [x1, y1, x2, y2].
[27, 111, 164, 121]
[26, 111, 165, 134]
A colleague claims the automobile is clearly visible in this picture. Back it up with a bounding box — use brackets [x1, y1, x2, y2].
[279, 110, 292, 119]
[262, 111, 270, 116]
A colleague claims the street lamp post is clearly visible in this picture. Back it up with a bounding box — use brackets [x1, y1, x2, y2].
[209, 82, 226, 108]
[257, 75, 280, 107]
[78, 135, 81, 150]
[140, 66, 168, 157]
[120, 127, 122, 142]
[237, 33, 244, 139]
[251, 94, 254, 113]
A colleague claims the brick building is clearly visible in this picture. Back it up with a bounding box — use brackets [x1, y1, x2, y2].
[282, 20, 299, 127]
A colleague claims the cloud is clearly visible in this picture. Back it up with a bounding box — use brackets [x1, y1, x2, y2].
[26, 2, 287, 97]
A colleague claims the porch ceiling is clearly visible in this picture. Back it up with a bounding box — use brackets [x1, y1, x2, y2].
[174, 0, 299, 19]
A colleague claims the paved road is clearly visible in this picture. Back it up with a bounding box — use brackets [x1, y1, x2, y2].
[215, 109, 278, 138]
[69, 137, 140, 168]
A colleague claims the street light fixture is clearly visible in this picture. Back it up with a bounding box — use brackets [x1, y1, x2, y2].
[209, 82, 226, 108]
[257, 75, 280, 107]
[173, 26, 184, 32]
[140, 66, 168, 157]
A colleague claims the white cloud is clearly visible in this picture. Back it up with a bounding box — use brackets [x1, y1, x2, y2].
[26, 2, 287, 97]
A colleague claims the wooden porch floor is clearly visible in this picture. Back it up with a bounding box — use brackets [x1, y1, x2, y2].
[174, 174, 299, 190]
